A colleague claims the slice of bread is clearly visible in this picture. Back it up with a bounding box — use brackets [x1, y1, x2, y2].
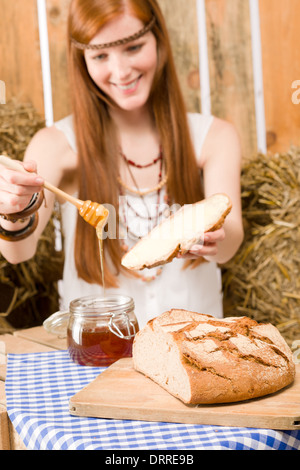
[133, 309, 296, 404]
[121, 193, 232, 270]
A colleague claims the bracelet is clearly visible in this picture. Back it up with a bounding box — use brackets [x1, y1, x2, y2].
[0, 191, 44, 223]
[0, 212, 39, 241]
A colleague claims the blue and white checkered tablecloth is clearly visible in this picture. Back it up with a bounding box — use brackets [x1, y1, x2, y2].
[5, 350, 300, 451]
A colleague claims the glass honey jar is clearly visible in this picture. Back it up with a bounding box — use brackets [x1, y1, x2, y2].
[67, 295, 139, 367]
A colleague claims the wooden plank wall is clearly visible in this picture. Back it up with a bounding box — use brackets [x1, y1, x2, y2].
[0, 0, 44, 116]
[0, 0, 299, 159]
[259, 0, 300, 153]
[204, 0, 257, 158]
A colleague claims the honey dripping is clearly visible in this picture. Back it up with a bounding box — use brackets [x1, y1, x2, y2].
[95, 212, 109, 298]
[79, 200, 109, 296]
[96, 227, 106, 297]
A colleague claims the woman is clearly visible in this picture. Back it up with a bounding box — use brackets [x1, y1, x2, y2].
[0, 0, 243, 327]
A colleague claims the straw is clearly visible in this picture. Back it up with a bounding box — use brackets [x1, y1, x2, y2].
[222, 148, 300, 346]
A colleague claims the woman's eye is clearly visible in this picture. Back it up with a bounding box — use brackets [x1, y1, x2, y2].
[127, 43, 143, 53]
[93, 53, 107, 61]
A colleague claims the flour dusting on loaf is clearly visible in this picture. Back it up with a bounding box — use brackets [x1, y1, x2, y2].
[133, 310, 295, 404]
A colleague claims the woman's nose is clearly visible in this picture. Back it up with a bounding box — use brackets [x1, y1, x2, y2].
[109, 53, 131, 81]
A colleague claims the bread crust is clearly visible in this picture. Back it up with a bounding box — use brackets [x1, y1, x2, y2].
[133, 309, 296, 404]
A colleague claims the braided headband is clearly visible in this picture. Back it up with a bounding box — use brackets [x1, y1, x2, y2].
[71, 16, 156, 51]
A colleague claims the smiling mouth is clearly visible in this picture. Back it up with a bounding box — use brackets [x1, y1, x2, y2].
[115, 75, 142, 91]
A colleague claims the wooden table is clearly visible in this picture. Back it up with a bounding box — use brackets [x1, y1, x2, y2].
[0, 326, 66, 450]
[1, 327, 299, 450]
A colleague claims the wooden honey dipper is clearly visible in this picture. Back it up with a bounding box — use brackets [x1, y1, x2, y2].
[0, 155, 109, 229]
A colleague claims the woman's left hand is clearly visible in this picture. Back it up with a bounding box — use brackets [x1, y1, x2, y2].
[177, 227, 225, 259]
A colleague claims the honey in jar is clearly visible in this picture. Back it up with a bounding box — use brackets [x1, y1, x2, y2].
[67, 295, 138, 367]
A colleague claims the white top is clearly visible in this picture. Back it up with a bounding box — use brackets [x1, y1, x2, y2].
[55, 113, 223, 328]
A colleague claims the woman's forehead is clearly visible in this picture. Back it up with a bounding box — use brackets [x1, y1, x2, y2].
[91, 13, 143, 44]
[73, 13, 155, 51]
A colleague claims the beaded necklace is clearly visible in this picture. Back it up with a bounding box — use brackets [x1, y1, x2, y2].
[120, 147, 162, 168]
[119, 148, 169, 282]
[117, 147, 168, 196]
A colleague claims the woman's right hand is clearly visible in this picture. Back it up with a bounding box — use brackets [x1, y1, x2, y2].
[0, 159, 44, 216]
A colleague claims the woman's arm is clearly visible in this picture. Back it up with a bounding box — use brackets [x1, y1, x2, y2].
[0, 126, 70, 264]
[182, 117, 244, 264]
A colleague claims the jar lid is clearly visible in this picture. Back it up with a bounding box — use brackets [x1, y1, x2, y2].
[69, 294, 135, 316]
[43, 310, 69, 337]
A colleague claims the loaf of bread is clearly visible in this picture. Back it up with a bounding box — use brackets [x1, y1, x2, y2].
[121, 193, 232, 270]
[133, 309, 295, 404]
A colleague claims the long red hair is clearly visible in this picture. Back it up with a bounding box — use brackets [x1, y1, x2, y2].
[67, 0, 204, 287]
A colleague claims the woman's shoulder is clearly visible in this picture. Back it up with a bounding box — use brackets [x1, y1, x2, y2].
[27, 115, 75, 155]
[188, 113, 241, 166]
[204, 116, 241, 151]
[24, 115, 77, 179]
[188, 112, 237, 133]
[188, 113, 238, 135]
[200, 116, 241, 167]
[28, 116, 69, 144]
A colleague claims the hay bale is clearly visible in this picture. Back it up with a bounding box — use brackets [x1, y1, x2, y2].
[222, 147, 300, 346]
[0, 99, 64, 333]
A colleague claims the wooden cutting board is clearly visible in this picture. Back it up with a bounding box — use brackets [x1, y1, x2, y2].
[69, 358, 300, 430]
